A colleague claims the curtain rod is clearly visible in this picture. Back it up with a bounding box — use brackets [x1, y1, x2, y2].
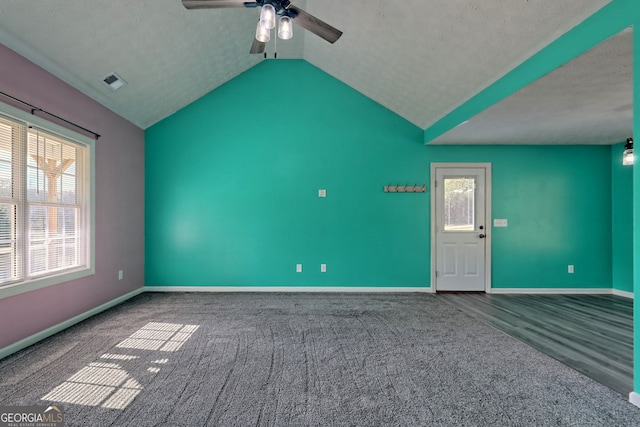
[0, 91, 100, 140]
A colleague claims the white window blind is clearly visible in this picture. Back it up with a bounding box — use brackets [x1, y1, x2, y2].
[0, 117, 21, 283]
[0, 107, 92, 291]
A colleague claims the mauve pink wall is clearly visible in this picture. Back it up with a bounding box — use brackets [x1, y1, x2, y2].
[0, 43, 144, 349]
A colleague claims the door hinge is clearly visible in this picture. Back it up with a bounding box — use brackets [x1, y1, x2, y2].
[435, 271, 438, 278]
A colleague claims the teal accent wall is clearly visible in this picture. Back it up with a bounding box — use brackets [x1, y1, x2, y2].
[425, 145, 612, 289]
[611, 142, 633, 293]
[146, 60, 429, 288]
[146, 60, 613, 290]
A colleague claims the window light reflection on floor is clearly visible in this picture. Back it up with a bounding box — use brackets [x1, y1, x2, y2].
[41, 322, 199, 410]
[41, 362, 142, 409]
[116, 322, 199, 352]
[100, 353, 139, 361]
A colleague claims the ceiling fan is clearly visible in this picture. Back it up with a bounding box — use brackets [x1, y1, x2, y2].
[182, 0, 343, 54]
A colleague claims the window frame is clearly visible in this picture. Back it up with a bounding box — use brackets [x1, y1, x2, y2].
[0, 101, 95, 301]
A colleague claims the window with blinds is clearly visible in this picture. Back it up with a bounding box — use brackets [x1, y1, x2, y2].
[0, 107, 91, 290]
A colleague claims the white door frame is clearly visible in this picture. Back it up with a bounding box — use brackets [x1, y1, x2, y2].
[430, 162, 492, 292]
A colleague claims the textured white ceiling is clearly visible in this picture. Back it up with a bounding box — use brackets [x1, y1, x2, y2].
[432, 28, 633, 145]
[0, 0, 305, 128]
[0, 0, 619, 135]
[301, 0, 614, 129]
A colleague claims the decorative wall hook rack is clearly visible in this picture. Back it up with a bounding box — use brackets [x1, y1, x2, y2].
[384, 184, 427, 193]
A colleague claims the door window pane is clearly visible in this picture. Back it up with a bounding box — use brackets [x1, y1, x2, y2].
[444, 177, 475, 231]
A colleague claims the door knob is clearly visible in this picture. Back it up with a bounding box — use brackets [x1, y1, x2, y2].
[479, 234, 486, 239]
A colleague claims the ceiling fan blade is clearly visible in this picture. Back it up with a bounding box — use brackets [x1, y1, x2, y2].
[250, 38, 266, 54]
[288, 6, 342, 44]
[182, 0, 257, 9]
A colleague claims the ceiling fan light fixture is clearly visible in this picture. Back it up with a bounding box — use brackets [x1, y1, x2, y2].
[278, 15, 293, 40]
[183, 0, 343, 54]
[260, 3, 276, 30]
[255, 21, 270, 43]
[623, 137, 634, 166]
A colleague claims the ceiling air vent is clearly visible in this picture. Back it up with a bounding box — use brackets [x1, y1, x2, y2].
[102, 72, 127, 91]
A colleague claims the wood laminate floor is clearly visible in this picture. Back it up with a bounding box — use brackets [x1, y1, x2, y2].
[439, 293, 633, 396]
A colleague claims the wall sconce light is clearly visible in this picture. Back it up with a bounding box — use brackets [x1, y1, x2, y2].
[623, 138, 634, 166]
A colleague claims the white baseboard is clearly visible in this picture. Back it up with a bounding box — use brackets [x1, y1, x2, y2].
[487, 288, 611, 295]
[145, 286, 632, 297]
[144, 286, 433, 294]
[629, 392, 640, 409]
[2, 283, 631, 362]
[613, 289, 634, 299]
[0, 288, 144, 361]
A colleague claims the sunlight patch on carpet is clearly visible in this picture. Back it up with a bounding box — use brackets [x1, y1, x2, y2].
[116, 322, 199, 352]
[41, 322, 199, 410]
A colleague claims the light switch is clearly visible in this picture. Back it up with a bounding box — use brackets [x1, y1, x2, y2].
[493, 219, 508, 227]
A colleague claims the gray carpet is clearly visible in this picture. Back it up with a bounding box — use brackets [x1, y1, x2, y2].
[1, 292, 639, 426]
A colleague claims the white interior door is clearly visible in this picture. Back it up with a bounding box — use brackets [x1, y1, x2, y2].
[433, 165, 489, 292]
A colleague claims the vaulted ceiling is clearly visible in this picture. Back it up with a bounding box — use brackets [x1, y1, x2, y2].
[0, 0, 632, 145]
[432, 27, 633, 145]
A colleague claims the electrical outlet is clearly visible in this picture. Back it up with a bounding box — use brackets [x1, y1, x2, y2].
[118, 270, 123, 280]
[568, 265, 574, 274]
[296, 264, 303, 273]
[321, 264, 327, 273]
[318, 189, 326, 198]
